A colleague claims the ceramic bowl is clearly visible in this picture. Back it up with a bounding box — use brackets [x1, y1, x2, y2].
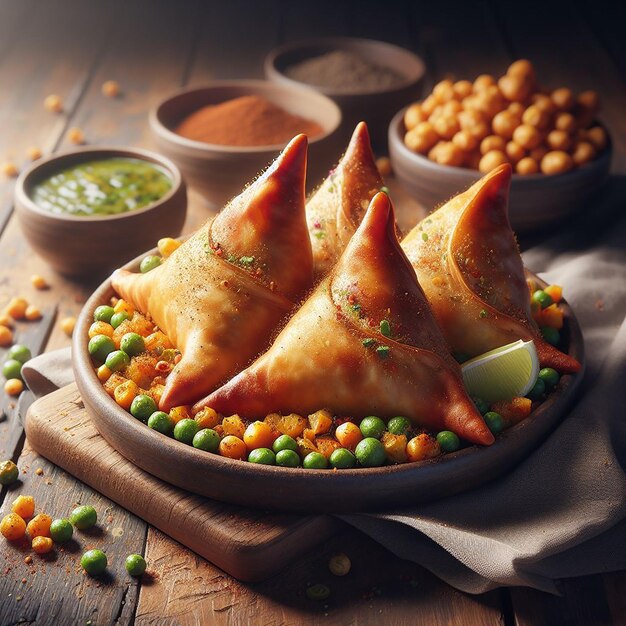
[14, 147, 187, 277]
[73, 249, 584, 512]
[150, 80, 342, 208]
[389, 107, 612, 233]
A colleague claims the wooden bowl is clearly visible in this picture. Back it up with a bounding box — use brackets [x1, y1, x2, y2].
[265, 37, 425, 150]
[149, 80, 342, 208]
[389, 108, 612, 233]
[73, 251, 584, 513]
[14, 147, 187, 278]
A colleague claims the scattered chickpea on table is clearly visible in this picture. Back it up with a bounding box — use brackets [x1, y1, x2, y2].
[403, 59, 606, 175]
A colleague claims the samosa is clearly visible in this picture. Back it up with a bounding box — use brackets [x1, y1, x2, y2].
[401, 164, 580, 374]
[306, 121, 384, 279]
[197, 192, 494, 446]
[112, 135, 313, 410]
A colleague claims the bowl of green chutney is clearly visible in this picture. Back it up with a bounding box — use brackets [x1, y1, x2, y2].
[15, 146, 187, 277]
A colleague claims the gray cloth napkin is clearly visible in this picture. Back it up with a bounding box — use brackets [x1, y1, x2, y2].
[21, 194, 626, 594]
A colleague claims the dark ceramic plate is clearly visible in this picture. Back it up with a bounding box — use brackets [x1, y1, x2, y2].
[73, 253, 584, 513]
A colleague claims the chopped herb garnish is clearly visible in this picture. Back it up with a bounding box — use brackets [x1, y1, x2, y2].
[351, 303, 362, 313]
[380, 186, 390, 195]
[479, 309, 488, 318]
[362, 338, 376, 348]
[314, 232, 326, 239]
[239, 256, 255, 266]
[376, 345, 390, 358]
[380, 319, 391, 337]
[421, 232, 429, 242]
[328, 184, 335, 192]
[227, 254, 237, 264]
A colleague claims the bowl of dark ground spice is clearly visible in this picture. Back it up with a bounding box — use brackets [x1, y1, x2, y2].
[150, 80, 342, 208]
[265, 38, 425, 149]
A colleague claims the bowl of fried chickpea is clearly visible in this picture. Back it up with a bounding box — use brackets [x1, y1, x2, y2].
[389, 59, 612, 232]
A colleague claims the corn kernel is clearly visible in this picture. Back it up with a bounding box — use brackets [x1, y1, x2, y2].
[6, 297, 28, 320]
[113, 299, 134, 316]
[194, 406, 220, 429]
[25, 305, 42, 321]
[157, 237, 181, 258]
[101, 80, 121, 98]
[67, 127, 85, 145]
[30, 274, 48, 289]
[44, 94, 63, 113]
[5, 379, 24, 396]
[97, 365, 112, 382]
[2, 162, 18, 178]
[0, 324, 13, 346]
[114, 380, 140, 410]
[169, 406, 191, 424]
[60, 316, 76, 336]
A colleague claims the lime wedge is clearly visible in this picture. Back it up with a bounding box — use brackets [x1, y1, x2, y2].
[461, 340, 539, 402]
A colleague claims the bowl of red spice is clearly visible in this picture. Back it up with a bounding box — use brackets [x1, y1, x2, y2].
[265, 38, 425, 149]
[150, 80, 342, 208]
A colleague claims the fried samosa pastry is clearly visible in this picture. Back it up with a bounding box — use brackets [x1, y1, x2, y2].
[197, 192, 494, 446]
[306, 121, 385, 279]
[112, 134, 313, 410]
[401, 164, 580, 374]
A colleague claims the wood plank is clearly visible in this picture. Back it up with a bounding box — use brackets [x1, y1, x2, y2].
[0, 441, 146, 626]
[136, 525, 505, 626]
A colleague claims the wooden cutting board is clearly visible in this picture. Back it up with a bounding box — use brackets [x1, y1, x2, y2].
[23, 383, 337, 582]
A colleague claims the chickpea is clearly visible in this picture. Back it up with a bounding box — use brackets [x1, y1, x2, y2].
[442, 100, 463, 116]
[453, 80, 473, 99]
[498, 74, 532, 102]
[433, 115, 460, 140]
[478, 150, 508, 173]
[587, 126, 608, 151]
[473, 74, 496, 92]
[5, 297, 28, 320]
[492, 110, 519, 139]
[474, 92, 504, 119]
[577, 90, 600, 113]
[0, 324, 12, 346]
[5, 378, 24, 396]
[31, 274, 49, 290]
[532, 93, 557, 115]
[530, 146, 548, 162]
[25, 305, 42, 321]
[555, 112, 577, 133]
[26, 147, 42, 161]
[572, 141, 596, 166]
[429, 141, 464, 167]
[452, 129, 478, 152]
[428, 106, 444, 125]
[541, 151, 574, 175]
[44, 94, 63, 113]
[421, 94, 439, 115]
[507, 59, 536, 82]
[404, 103, 427, 130]
[512, 124, 543, 150]
[458, 110, 485, 130]
[2, 162, 18, 178]
[551, 87, 574, 111]
[516, 157, 539, 175]
[546, 129, 572, 151]
[505, 141, 525, 164]
[101, 80, 120, 98]
[68, 127, 85, 145]
[522, 105, 550, 129]
[467, 121, 490, 141]
[60, 316, 76, 336]
[0, 314, 13, 327]
[433, 79, 455, 103]
[508, 102, 525, 117]
[404, 122, 438, 154]
[480, 135, 506, 155]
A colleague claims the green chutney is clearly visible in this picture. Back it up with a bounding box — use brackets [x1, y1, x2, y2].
[32, 157, 172, 216]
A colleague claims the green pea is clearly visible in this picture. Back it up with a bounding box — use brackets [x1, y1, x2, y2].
[472, 396, 490, 415]
[532, 290, 553, 309]
[248, 448, 276, 465]
[272, 434, 297, 453]
[93, 305, 115, 323]
[49, 519, 73, 543]
[276, 449, 300, 467]
[538, 367, 560, 390]
[387, 416, 411, 436]
[303, 452, 328, 469]
[105, 349, 130, 372]
[88, 335, 116, 364]
[306, 583, 330, 601]
[329, 448, 356, 469]
[0, 460, 19, 485]
[81, 549, 107, 576]
[125, 553, 147, 577]
[70, 505, 97, 530]
[3, 359, 22, 380]
[484, 411, 505, 435]
[359, 416, 386, 439]
[140, 255, 162, 273]
[7, 344, 31, 364]
[193, 428, 220, 452]
[120, 332, 145, 357]
[541, 326, 560, 346]
[147, 411, 174, 436]
[110, 311, 130, 329]
[526, 378, 546, 400]
[436, 431, 461, 453]
[130, 394, 158, 422]
[173, 418, 199, 445]
[355, 437, 386, 467]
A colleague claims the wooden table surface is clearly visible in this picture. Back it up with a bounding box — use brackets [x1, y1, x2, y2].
[1, 1, 625, 624]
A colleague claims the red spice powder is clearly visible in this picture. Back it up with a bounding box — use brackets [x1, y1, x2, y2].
[175, 95, 323, 147]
